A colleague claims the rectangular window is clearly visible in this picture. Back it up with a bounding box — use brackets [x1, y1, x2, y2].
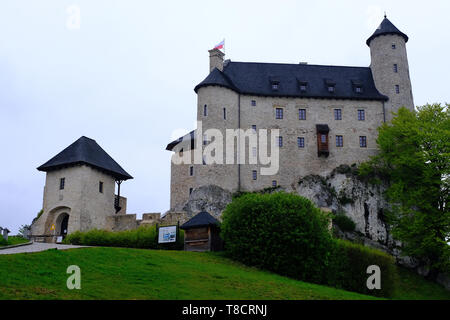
[278, 136, 283, 147]
[251, 100, 256, 106]
[223, 108, 226, 120]
[202, 155, 206, 165]
[395, 85, 400, 94]
[275, 108, 283, 119]
[272, 180, 277, 187]
[392, 44, 396, 49]
[252, 147, 257, 158]
[59, 178, 65, 190]
[252, 170, 257, 180]
[189, 188, 193, 195]
[334, 108, 342, 120]
[272, 83, 279, 90]
[336, 135, 343, 147]
[393, 64, 398, 73]
[203, 104, 208, 116]
[321, 134, 327, 143]
[99, 181, 103, 193]
[297, 137, 305, 148]
[328, 86, 335, 93]
[203, 134, 208, 145]
[298, 109, 306, 120]
[251, 125, 257, 132]
[360, 136, 367, 148]
[358, 109, 365, 121]
[299, 84, 307, 92]
[189, 166, 194, 176]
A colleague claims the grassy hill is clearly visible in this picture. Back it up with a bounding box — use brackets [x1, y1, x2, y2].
[0, 247, 448, 300]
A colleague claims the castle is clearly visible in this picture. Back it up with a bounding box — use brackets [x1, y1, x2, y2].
[31, 16, 414, 241]
[166, 16, 414, 212]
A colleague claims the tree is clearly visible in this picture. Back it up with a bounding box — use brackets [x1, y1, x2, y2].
[360, 104, 450, 277]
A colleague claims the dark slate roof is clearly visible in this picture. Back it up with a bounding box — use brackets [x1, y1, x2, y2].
[166, 130, 195, 151]
[180, 211, 220, 230]
[37, 136, 133, 180]
[194, 61, 388, 101]
[366, 17, 408, 46]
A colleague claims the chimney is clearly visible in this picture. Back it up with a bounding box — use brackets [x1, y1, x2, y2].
[208, 48, 225, 72]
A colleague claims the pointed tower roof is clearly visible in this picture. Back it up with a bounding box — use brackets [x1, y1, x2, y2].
[37, 136, 133, 180]
[366, 16, 409, 46]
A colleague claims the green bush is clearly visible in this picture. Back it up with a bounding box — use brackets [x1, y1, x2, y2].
[327, 239, 397, 298]
[64, 225, 184, 250]
[0, 237, 7, 246]
[221, 192, 397, 298]
[333, 214, 356, 232]
[221, 192, 335, 284]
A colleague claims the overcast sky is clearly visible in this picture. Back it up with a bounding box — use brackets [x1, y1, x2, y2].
[1, 0, 449, 234]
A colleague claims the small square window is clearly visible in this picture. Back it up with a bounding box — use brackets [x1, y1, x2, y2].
[360, 136, 367, 148]
[272, 83, 279, 90]
[203, 104, 208, 116]
[328, 86, 335, 93]
[275, 108, 283, 119]
[252, 170, 257, 180]
[355, 86, 362, 93]
[59, 178, 65, 190]
[278, 136, 283, 147]
[336, 135, 343, 147]
[392, 44, 396, 49]
[393, 64, 398, 73]
[272, 180, 277, 187]
[358, 109, 365, 121]
[99, 181, 103, 193]
[334, 109, 342, 120]
[299, 109, 306, 120]
[251, 100, 256, 106]
[395, 85, 400, 94]
[189, 166, 194, 176]
[297, 137, 305, 148]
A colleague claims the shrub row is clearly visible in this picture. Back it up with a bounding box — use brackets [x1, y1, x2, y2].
[221, 192, 397, 297]
[63, 225, 184, 250]
[327, 239, 396, 297]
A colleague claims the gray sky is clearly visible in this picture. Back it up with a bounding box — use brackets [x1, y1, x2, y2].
[1, 0, 449, 234]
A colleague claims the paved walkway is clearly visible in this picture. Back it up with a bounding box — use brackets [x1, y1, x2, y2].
[0, 242, 88, 255]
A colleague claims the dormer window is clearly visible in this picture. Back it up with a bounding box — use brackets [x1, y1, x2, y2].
[298, 80, 308, 92]
[325, 79, 336, 93]
[352, 80, 363, 94]
[270, 76, 280, 91]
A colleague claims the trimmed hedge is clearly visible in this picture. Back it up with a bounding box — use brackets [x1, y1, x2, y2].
[221, 192, 335, 284]
[221, 192, 397, 297]
[328, 239, 396, 297]
[63, 225, 184, 250]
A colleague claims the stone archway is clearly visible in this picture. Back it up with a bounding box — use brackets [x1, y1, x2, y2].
[55, 212, 69, 237]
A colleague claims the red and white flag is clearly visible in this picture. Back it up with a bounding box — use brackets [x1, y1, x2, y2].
[213, 39, 225, 50]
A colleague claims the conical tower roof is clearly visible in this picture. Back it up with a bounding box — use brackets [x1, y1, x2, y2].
[366, 16, 408, 46]
[37, 136, 133, 180]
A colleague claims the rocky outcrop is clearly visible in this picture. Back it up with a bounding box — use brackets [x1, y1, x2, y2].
[182, 185, 232, 221]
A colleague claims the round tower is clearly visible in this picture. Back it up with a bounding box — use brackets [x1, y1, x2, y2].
[367, 15, 414, 122]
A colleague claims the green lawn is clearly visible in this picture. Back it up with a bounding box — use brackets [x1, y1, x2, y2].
[0, 247, 448, 300]
[0, 236, 29, 247]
